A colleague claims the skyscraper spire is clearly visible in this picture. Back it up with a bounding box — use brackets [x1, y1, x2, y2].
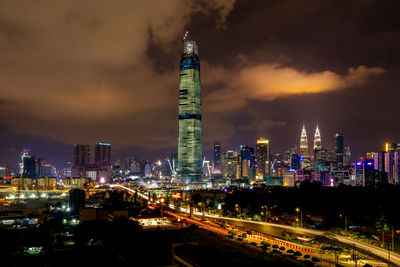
[300, 124, 309, 157]
[313, 124, 322, 150]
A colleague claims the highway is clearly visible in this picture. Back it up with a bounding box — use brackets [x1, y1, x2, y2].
[207, 216, 400, 266]
[109, 184, 149, 199]
[168, 203, 400, 265]
[116, 185, 400, 266]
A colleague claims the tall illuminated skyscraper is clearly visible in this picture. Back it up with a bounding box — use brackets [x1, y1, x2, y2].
[335, 133, 344, 167]
[240, 145, 253, 178]
[177, 37, 202, 183]
[313, 125, 322, 151]
[221, 150, 238, 179]
[300, 124, 309, 157]
[256, 138, 270, 179]
[213, 142, 221, 174]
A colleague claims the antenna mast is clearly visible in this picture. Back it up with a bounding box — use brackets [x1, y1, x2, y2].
[182, 30, 189, 41]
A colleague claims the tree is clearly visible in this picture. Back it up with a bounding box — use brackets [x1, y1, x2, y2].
[322, 246, 343, 263]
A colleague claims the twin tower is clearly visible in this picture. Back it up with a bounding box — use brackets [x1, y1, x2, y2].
[300, 124, 322, 157]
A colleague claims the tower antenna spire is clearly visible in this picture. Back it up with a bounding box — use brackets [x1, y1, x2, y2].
[183, 30, 189, 41]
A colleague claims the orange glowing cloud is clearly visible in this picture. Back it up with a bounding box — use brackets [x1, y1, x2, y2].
[204, 64, 384, 112]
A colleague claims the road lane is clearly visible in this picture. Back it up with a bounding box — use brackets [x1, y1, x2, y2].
[125, 186, 400, 266]
[210, 216, 400, 266]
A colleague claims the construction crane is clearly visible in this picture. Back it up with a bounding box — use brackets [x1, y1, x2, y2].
[167, 157, 176, 178]
[270, 158, 277, 174]
[202, 157, 212, 178]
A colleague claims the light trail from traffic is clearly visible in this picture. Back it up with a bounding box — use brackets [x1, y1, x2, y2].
[122, 186, 400, 265]
[210, 216, 400, 266]
[165, 210, 228, 235]
[169, 203, 400, 265]
[110, 184, 149, 200]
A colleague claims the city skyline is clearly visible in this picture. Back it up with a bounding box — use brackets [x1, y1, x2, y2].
[0, 0, 399, 168]
[2, 2, 400, 266]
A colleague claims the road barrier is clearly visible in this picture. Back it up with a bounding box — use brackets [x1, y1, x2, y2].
[231, 225, 314, 254]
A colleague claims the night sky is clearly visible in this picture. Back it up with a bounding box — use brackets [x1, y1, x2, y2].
[0, 0, 399, 169]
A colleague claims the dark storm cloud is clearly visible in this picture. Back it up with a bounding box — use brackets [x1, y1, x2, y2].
[0, 0, 235, 151]
[0, 0, 398, 165]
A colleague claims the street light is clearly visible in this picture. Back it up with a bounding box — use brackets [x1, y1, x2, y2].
[339, 214, 348, 234]
[160, 197, 165, 216]
[261, 205, 269, 222]
[296, 207, 303, 227]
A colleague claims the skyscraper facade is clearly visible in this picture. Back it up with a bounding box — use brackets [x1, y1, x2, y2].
[256, 138, 270, 179]
[95, 142, 111, 170]
[213, 142, 221, 174]
[344, 146, 351, 166]
[313, 125, 322, 151]
[300, 125, 309, 157]
[22, 155, 36, 178]
[177, 39, 202, 183]
[19, 148, 30, 175]
[221, 150, 238, 179]
[335, 133, 344, 166]
[240, 145, 254, 178]
[73, 144, 90, 167]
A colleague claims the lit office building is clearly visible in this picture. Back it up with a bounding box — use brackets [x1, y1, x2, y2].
[313, 125, 322, 151]
[213, 142, 221, 174]
[73, 144, 90, 168]
[177, 37, 202, 183]
[240, 145, 254, 178]
[95, 142, 111, 170]
[300, 125, 309, 157]
[22, 156, 36, 178]
[344, 146, 351, 166]
[335, 133, 344, 167]
[256, 138, 270, 179]
[221, 150, 238, 179]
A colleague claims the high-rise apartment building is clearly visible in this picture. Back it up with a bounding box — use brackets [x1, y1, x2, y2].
[73, 144, 90, 167]
[256, 138, 270, 179]
[213, 142, 221, 174]
[177, 37, 202, 183]
[221, 150, 238, 179]
[240, 145, 254, 178]
[344, 146, 351, 166]
[22, 155, 36, 178]
[95, 142, 111, 170]
[69, 188, 85, 214]
[335, 133, 344, 166]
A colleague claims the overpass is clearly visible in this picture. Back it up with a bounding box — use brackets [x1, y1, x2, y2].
[113, 185, 400, 266]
